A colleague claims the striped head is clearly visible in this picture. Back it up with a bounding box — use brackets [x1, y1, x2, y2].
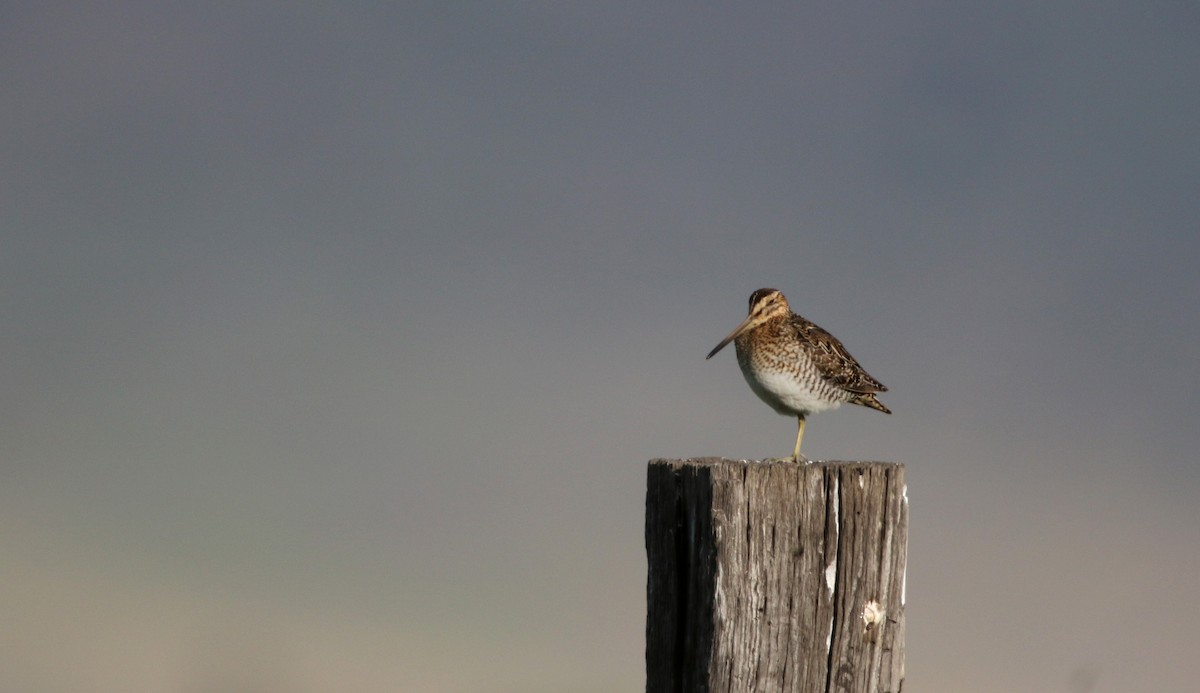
[706, 288, 791, 359]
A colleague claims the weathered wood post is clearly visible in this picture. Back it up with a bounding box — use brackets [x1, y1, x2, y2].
[645, 458, 907, 693]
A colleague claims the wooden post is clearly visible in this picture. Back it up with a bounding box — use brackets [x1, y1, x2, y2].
[645, 458, 907, 693]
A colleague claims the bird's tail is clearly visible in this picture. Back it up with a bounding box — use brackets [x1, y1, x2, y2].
[851, 393, 891, 414]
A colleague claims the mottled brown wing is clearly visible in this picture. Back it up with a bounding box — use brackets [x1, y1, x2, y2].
[792, 316, 888, 394]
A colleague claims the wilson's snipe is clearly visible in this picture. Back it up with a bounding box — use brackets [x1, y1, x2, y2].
[706, 288, 890, 461]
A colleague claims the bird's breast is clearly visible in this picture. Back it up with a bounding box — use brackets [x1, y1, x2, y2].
[734, 339, 844, 416]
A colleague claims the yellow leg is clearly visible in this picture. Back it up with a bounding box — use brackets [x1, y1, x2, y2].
[793, 417, 806, 462]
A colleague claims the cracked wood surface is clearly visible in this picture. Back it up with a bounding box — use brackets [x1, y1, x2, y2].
[646, 458, 906, 693]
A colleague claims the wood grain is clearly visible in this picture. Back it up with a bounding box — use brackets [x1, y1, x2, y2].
[646, 458, 906, 693]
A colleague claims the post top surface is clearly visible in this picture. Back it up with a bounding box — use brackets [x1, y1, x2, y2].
[650, 457, 902, 470]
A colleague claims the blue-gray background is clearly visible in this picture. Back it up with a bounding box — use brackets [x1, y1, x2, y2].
[4, 3, 1198, 691]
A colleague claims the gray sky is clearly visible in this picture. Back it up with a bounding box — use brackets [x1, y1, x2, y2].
[4, 2, 1199, 691]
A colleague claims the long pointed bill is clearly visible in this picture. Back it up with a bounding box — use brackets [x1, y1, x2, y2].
[705, 314, 756, 359]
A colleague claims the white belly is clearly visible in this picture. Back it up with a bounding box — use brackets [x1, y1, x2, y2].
[744, 368, 842, 416]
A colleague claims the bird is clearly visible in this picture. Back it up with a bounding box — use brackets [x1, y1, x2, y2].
[705, 288, 890, 461]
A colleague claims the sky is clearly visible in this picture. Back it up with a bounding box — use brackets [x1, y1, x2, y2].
[3, 2, 1199, 691]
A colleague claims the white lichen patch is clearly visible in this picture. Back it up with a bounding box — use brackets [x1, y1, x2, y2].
[826, 474, 839, 594]
[862, 600, 885, 629]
